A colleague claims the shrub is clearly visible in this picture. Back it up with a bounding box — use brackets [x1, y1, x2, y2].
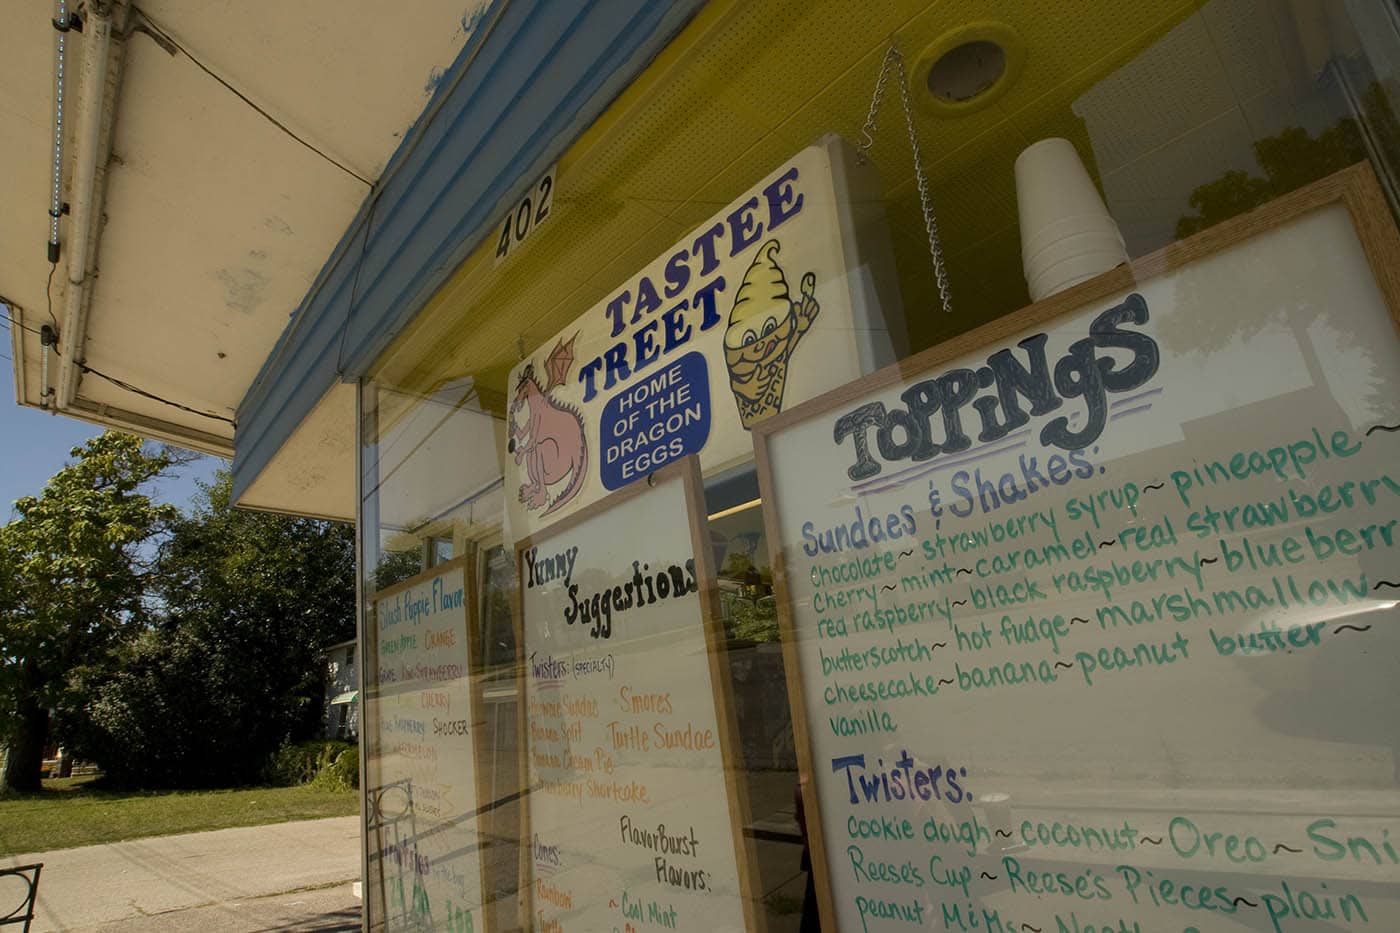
[62, 627, 348, 790]
[266, 739, 355, 787]
[311, 748, 359, 792]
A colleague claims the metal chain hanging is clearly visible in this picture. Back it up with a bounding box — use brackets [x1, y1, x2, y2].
[857, 45, 953, 314]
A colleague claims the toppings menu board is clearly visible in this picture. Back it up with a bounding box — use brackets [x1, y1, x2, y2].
[515, 458, 759, 932]
[368, 560, 489, 932]
[753, 167, 1400, 933]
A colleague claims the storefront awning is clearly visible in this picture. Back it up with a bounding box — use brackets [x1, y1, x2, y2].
[229, 0, 706, 519]
[1, 2, 489, 469]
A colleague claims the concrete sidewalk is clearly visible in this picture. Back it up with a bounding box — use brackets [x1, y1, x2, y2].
[2, 815, 360, 932]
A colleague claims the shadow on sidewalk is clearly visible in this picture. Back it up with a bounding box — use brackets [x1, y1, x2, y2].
[251, 906, 361, 933]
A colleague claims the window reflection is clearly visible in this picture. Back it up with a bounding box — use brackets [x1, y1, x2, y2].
[351, 2, 1400, 929]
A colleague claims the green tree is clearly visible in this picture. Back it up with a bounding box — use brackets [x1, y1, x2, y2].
[374, 546, 422, 591]
[1174, 116, 1367, 240]
[1167, 98, 1400, 427]
[64, 472, 356, 787]
[0, 434, 179, 794]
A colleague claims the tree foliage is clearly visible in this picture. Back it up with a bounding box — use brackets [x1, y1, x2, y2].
[63, 472, 355, 788]
[1174, 111, 1368, 240]
[0, 434, 180, 793]
[373, 546, 422, 591]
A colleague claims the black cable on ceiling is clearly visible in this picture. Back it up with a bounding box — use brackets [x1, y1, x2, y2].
[78, 362, 237, 427]
[131, 10, 374, 188]
[334, 194, 380, 377]
[44, 263, 60, 330]
[255, 0, 513, 387]
[0, 296, 50, 338]
[1, 292, 232, 425]
[1, 314, 45, 338]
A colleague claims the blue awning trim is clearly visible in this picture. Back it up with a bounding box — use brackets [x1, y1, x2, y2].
[231, 0, 705, 507]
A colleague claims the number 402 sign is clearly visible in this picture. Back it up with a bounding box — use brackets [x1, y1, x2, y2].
[493, 165, 556, 266]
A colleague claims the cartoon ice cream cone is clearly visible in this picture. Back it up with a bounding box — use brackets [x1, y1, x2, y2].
[724, 239, 820, 429]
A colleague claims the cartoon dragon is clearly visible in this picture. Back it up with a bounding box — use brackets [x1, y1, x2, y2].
[508, 336, 587, 516]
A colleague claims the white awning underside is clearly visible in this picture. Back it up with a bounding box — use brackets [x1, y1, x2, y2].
[1, 0, 488, 516]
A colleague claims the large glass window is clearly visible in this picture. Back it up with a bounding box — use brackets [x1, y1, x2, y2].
[356, 2, 1400, 930]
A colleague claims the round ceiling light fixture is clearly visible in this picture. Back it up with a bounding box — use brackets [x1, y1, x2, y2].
[913, 23, 1024, 117]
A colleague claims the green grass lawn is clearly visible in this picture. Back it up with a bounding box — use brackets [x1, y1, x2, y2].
[0, 775, 358, 857]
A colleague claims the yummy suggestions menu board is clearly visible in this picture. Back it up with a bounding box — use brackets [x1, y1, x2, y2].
[754, 166, 1400, 933]
[515, 458, 759, 932]
[368, 560, 489, 932]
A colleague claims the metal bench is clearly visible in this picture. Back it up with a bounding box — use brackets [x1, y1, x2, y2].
[0, 864, 42, 932]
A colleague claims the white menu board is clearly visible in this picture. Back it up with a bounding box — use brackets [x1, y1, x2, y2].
[369, 561, 488, 932]
[516, 458, 760, 932]
[754, 167, 1400, 933]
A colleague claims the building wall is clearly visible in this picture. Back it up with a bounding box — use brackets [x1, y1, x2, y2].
[324, 643, 357, 740]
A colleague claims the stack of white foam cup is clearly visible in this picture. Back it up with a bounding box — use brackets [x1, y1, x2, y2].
[1015, 137, 1129, 302]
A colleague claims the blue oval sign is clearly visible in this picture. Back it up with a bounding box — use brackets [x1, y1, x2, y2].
[599, 351, 712, 490]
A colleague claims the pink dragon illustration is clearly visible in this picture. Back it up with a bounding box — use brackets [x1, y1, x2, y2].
[508, 336, 587, 516]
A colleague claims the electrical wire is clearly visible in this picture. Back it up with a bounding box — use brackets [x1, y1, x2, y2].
[6, 291, 234, 423]
[44, 263, 60, 329]
[254, 0, 512, 386]
[0, 297, 49, 338]
[134, 12, 373, 187]
[78, 363, 237, 426]
[334, 194, 380, 376]
[1, 314, 44, 338]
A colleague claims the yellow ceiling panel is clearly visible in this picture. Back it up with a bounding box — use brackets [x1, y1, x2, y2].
[956, 223, 1032, 313]
[897, 219, 1030, 351]
[888, 122, 1027, 252]
[584, 217, 689, 295]
[449, 199, 682, 360]
[378, 0, 1205, 410]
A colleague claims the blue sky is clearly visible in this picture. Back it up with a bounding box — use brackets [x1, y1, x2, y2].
[0, 325, 225, 518]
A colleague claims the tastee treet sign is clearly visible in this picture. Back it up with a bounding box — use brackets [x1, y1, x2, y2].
[505, 134, 904, 539]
